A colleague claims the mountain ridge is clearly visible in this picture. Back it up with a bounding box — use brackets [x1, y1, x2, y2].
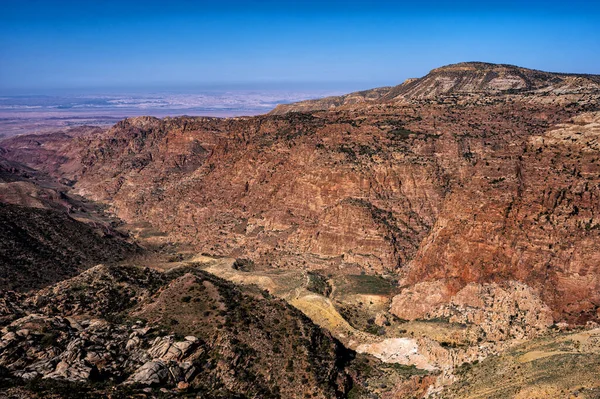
[269, 61, 600, 114]
[2, 71, 599, 324]
[2, 60, 600, 397]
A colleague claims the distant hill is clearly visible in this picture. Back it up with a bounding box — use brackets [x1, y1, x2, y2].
[269, 62, 600, 114]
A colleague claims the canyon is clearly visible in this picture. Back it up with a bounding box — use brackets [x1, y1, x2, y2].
[1, 62, 600, 398]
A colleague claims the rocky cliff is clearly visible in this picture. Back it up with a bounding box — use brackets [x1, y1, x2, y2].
[2, 62, 599, 327]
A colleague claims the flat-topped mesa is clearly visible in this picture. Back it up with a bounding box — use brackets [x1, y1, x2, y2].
[270, 61, 600, 114]
[396, 62, 563, 97]
[381, 61, 600, 101]
[429, 61, 600, 79]
[429, 61, 533, 74]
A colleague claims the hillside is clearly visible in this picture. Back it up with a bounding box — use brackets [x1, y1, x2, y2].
[0, 264, 358, 398]
[436, 328, 600, 398]
[269, 62, 600, 114]
[0, 202, 136, 291]
[2, 61, 600, 397]
[2, 63, 600, 324]
[0, 154, 137, 291]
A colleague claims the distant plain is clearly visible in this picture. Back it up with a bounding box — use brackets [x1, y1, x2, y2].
[0, 88, 346, 137]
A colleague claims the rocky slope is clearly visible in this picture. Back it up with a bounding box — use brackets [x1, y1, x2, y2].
[73, 110, 600, 326]
[402, 111, 600, 325]
[269, 86, 394, 114]
[0, 264, 357, 398]
[2, 63, 600, 327]
[434, 328, 600, 398]
[0, 203, 136, 291]
[270, 62, 600, 114]
[0, 154, 137, 291]
[2, 61, 600, 397]
[0, 154, 424, 398]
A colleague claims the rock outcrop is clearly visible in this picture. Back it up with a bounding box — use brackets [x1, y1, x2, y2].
[404, 112, 600, 324]
[391, 281, 553, 342]
[0, 265, 355, 398]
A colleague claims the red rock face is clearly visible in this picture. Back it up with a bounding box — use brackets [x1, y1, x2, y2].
[2, 64, 599, 324]
[406, 112, 600, 323]
[0, 126, 105, 182]
[68, 114, 446, 274]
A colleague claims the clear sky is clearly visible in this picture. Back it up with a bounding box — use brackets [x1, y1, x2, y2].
[1, 0, 599, 93]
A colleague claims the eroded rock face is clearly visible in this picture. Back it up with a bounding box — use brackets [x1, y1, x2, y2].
[0, 126, 104, 181]
[405, 112, 600, 324]
[355, 337, 449, 371]
[389, 62, 600, 100]
[391, 281, 553, 342]
[126, 359, 198, 387]
[1, 63, 599, 324]
[390, 281, 455, 321]
[63, 114, 447, 274]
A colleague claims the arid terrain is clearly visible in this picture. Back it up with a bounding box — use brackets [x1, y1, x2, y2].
[1, 62, 600, 398]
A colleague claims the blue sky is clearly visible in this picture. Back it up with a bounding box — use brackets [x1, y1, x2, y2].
[1, 0, 599, 93]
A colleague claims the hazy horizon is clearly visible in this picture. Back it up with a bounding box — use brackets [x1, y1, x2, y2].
[1, 0, 599, 136]
[0, 80, 388, 97]
[2, 0, 599, 93]
[0, 86, 353, 137]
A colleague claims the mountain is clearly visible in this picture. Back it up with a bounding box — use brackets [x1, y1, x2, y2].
[0, 153, 367, 398]
[0, 132, 425, 399]
[269, 62, 600, 114]
[2, 63, 600, 323]
[2, 61, 600, 397]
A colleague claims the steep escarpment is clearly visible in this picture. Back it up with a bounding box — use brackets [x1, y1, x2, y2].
[4, 62, 600, 398]
[2, 63, 600, 327]
[401, 112, 600, 324]
[69, 102, 583, 276]
[67, 113, 447, 274]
